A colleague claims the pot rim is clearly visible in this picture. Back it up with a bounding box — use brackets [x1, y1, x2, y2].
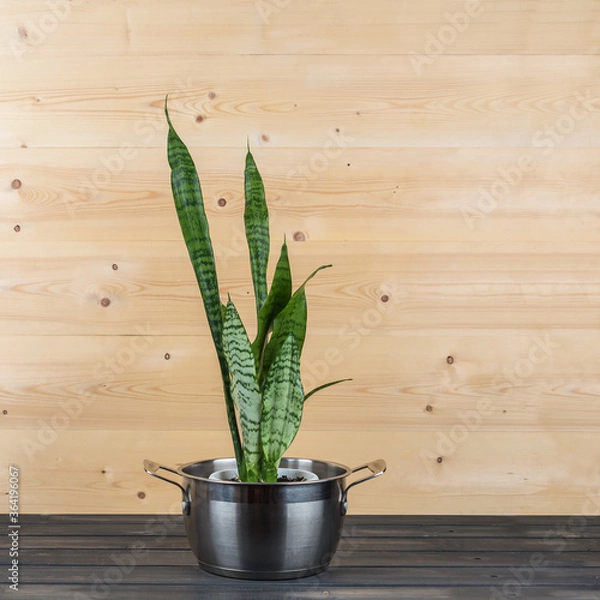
[176, 457, 353, 485]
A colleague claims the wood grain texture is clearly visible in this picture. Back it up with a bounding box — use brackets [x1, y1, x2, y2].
[2, 0, 600, 56]
[2, 148, 600, 243]
[11, 515, 600, 599]
[2, 55, 599, 149]
[1, 0, 600, 515]
[0, 241, 599, 335]
[0, 330, 599, 432]
[3, 430, 600, 514]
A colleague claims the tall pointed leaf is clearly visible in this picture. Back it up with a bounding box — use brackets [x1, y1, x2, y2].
[244, 149, 270, 313]
[166, 103, 221, 355]
[165, 98, 244, 473]
[222, 299, 262, 481]
[260, 334, 304, 481]
[262, 264, 332, 376]
[251, 239, 292, 371]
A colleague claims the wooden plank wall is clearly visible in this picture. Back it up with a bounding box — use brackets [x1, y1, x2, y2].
[1, 0, 599, 514]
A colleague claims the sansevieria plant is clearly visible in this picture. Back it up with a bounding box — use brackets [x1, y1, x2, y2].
[165, 99, 349, 482]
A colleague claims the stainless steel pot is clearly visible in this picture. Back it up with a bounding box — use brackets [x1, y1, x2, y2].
[144, 457, 386, 580]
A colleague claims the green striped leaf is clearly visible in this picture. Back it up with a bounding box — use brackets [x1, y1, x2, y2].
[252, 239, 292, 374]
[166, 102, 221, 356]
[244, 148, 270, 313]
[260, 333, 304, 482]
[165, 98, 244, 476]
[262, 264, 332, 376]
[222, 298, 262, 482]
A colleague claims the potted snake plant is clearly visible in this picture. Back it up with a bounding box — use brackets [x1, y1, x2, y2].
[144, 98, 386, 580]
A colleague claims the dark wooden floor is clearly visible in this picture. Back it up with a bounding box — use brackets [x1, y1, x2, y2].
[5, 514, 600, 599]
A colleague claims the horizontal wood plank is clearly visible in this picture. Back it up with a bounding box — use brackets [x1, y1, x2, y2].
[15, 533, 600, 554]
[3, 431, 600, 514]
[12, 548, 600, 568]
[2, 147, 600, 243]
[2, 1, 599, 57]
[12, 587, 600, 600]
[20, 564, 600, 586]
[18, 513, 600, 538]
[19, 511, 600, 529]
[1, 329, 600, 431]
[1, 56, 599, 149]
[0, 240, 599, 334]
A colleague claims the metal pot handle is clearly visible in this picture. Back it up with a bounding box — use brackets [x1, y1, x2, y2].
[143, 459, 191, 515]
[341, 459, 386, 515]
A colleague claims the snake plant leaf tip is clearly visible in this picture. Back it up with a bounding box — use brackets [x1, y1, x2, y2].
[165, 96, 350, 482]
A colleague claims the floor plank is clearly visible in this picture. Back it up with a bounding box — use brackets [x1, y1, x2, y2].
[14, 586, 600, 600]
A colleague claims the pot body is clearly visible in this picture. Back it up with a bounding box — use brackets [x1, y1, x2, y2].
[144, 456, 386, 580]
[180, 458, 348, 579]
